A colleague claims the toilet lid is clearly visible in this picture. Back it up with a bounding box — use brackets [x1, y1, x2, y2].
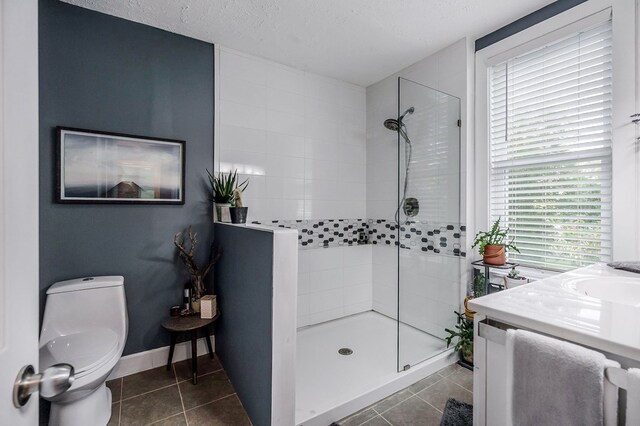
[40, 328, 119, 377]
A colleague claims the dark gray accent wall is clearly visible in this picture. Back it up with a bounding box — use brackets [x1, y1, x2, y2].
[475, 0, 588, 51]
[214, 224, 273, 426]
[39, 0, 214, 355]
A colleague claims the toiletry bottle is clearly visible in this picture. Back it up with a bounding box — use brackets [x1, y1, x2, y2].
[183, 284, 191, 311]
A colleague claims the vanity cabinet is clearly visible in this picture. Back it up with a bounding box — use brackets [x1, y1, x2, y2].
[472, 312, 640, 426]
[472, 313, 508, 426]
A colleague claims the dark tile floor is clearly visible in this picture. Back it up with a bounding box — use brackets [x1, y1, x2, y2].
[106, 354, 251, 426]
[47, 358, 470, 425]
[337, 363, 473, 426]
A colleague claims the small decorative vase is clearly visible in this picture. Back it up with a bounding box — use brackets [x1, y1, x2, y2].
[214, 203, 231, 223]
[483, 244, 505, 265]
[191, 298, 201, 313]
[229, 207, 248, 224]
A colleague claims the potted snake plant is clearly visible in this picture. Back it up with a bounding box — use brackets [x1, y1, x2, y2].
[207, 169, 248, 223]
[472, 217, 520, 265]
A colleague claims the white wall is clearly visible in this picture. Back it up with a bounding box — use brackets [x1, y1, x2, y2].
[298, 245, 373, 327]
[215, 46, 371, 328]
[367, 39, 468, 336]
[216, 46, 367, 222]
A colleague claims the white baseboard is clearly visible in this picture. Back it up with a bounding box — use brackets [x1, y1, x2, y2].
[107, 335, 215, 380]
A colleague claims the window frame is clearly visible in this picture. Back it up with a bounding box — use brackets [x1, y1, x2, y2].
[474, 0, 637, 276]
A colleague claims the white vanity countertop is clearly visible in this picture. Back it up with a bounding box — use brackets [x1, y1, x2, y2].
[468, 263, 640, 360]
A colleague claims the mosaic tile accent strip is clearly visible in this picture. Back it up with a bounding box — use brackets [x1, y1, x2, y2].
[250, 219, 466, 257]
[368, 219, 466, 257]
[251, 219, 370, 248]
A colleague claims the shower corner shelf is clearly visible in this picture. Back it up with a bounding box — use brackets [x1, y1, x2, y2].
[471, 260, 519, 294]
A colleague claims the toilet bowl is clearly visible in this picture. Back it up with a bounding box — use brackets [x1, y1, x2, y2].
[40, 276, 128, 426]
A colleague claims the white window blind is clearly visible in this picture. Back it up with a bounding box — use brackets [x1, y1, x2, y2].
[489, 19, 612, 272]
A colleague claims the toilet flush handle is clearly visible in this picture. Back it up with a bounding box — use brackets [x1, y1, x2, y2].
[13, 363, 74, 407]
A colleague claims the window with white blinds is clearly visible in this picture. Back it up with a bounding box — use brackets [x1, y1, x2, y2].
[489, 19, 612, 272]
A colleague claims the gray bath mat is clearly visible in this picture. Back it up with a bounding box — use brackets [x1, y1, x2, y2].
[440, 398, 473, 426]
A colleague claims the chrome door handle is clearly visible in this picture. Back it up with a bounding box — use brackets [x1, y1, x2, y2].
[13, 363, 74, 407]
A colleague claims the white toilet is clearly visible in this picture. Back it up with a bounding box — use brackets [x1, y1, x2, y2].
[40, 276, 128, 426]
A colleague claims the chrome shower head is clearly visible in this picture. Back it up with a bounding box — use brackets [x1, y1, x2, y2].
[383, 107, 415, 132]
[384, 107, 415, 145]
[384, 118, 400, 131]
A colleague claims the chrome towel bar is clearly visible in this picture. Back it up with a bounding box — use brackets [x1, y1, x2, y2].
[477, 319, 630, 390]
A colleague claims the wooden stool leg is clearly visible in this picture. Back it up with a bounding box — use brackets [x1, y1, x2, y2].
[167, 333, 177, 371]
[206, 334, 214, 359]
[191, 330, 198, 384]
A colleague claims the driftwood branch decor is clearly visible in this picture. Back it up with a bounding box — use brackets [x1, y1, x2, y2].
[174, 226, 222, 300]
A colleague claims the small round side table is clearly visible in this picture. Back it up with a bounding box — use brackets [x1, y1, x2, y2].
[161, 311, 220, 384]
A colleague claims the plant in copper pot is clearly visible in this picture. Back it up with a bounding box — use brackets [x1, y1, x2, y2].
[472, 217, 519, 265]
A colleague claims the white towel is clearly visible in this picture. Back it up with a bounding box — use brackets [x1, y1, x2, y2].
[506, 329, 607, 426]
[627, 368, 640, 425]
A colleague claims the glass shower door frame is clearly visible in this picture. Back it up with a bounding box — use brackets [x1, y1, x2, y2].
[396, 77, 462, 372]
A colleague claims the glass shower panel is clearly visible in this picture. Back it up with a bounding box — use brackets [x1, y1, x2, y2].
[397, 78, 462, 371]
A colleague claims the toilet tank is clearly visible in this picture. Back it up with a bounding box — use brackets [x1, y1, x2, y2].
[40, 276, 128, 345]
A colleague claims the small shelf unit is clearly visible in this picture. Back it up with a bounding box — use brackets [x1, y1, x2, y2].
[471, 260, 519, 294]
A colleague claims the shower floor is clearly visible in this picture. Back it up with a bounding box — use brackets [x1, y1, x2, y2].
[295, 311, 450, 426]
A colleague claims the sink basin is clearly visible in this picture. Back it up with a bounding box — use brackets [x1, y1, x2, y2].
[562, 276, 640, 307]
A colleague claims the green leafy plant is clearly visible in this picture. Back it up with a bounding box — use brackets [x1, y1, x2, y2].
[207, 169, 249, 205]
[507, 266, 520, 279]
[471, 217, 520, 255]
[472, 273, 486, 298]
[445, 311, 474, 361]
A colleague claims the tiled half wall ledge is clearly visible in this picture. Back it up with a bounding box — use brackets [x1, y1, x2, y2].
[250, 219, 467, 257]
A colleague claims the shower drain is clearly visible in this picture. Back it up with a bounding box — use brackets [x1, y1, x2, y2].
[338, 348, 353, 356]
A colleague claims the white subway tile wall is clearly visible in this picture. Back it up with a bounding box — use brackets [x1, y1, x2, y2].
[298, 245, 373, 327]
[217, 47, 366, 223]
[217, 47, 368, 328]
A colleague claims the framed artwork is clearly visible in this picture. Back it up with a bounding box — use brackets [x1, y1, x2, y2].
[56, 127, 185, 204]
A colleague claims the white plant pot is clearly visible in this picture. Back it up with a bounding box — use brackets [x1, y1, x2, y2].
[213, 203, 231, 223]
[504, 276, 528, 289]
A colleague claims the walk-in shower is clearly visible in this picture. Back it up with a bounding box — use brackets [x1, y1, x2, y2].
[295, 76, 462, 425]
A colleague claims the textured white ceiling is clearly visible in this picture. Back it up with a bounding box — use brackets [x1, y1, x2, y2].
[60, 0, 553, 86]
